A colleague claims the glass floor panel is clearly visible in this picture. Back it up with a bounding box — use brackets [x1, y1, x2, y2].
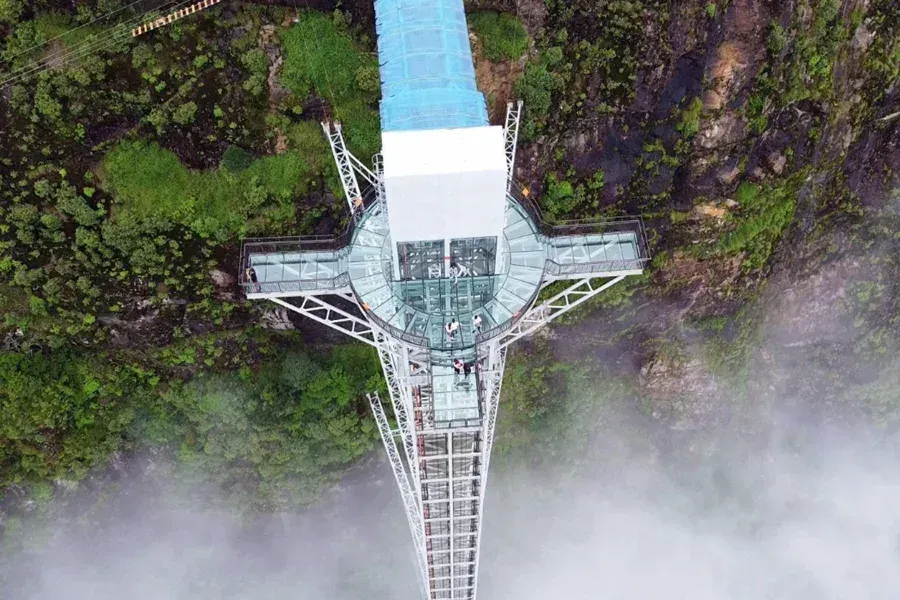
[507, 234, 546, 252]
[371, 295, 402, 321]
[502, 275, 536, 300]
[348, 246, 383, 263]
[509, 250, 546, 269]
[354, 229, 386, 247]
[432, 366, 479, 423]
[503, 218, 535, 241]
[482, 298, 513, 324]
[508, 264, 543, 284]
[352, 273, 386, 296]
[348, 261, 383, 279]
[495, 287, 528, 313]
[364, 283, 394, 309]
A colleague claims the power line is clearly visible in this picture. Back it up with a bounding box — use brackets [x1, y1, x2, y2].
[0, 0, 194, 89]
[0, 0, 164, 67]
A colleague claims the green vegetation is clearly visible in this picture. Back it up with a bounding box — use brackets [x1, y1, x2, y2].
[540, 170, 605, 221]
[748, 0, 844, 116]
[468, 11, 528, 62]
[717, 178, 801, 270]
[515, 47, 564, 139]
[280, 11, 380, 160]
[0, 337, 382, 508]
[1, 0, 898, 552]
[101, 140, 317, 240]
[676, 97, 704, 138]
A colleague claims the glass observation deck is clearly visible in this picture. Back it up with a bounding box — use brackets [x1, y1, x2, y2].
[240, 197, 648, 351]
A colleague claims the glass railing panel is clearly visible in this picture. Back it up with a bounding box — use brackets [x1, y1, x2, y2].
[483, 299, 513, 324]
[495, 287, 528, 313]
[372, 295, 401, 321]
[362, 283, 393, 308]
[388, 305, 416, 328]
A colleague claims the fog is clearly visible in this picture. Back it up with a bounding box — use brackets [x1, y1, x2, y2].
[482, 424, 900, 600]
[4, 329, 900, 599]
[5, 377, 900, 600]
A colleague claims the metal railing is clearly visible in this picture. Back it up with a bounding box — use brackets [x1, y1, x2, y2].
[352, 280, 430, 347]
[245, 273, 351, 295]
[473, 271, 543, 345]
[508, 181, 651, 262]
[544, 258, 646, 277]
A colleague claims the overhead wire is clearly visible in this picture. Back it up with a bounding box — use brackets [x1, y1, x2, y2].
[293, 0, 339, 122]
[0, 0, 163, 66]
[0, 0, 194, 89]
[0, 0, 186, 87]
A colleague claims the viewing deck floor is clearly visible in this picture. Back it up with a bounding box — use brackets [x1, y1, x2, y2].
[242, 197, 646, 350]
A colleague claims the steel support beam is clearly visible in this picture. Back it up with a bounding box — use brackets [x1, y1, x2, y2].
[322, 121, 365, 214]
[369, 392, 429, 598]
[502, 100, 523, 191]
[268, 295, 376, 346]
[496, 275, 626, 349]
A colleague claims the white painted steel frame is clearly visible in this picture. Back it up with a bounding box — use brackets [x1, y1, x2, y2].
[252, 107, 645, 600]
[496, 275, 627, 350]
[268, 295, 375, 346]
[323, 121, 365, 214]
[502, 101, 523, 192]
[368, 391, 429, 599]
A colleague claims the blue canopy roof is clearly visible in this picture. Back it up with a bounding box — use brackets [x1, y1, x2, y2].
[375, 0, 489, 132]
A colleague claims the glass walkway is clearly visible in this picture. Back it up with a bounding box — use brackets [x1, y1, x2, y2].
[241, 197, 646, 350]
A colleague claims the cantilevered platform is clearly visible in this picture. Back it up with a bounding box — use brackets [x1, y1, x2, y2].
[241, 195, 647, 350]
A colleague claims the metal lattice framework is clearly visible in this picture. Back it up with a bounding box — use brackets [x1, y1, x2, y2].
[243, 106, 647, 600]
[323, 121, 365, 214]
[503, 101, 523, 191]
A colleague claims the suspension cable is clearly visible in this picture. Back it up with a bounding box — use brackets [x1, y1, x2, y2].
[0, 0, 165, 67]
[0, 0, 193, 89]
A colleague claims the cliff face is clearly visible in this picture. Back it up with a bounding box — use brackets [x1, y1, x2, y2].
[467, 0, 899, 431]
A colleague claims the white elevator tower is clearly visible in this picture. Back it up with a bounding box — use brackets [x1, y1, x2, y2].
[240, 2, 649, 598]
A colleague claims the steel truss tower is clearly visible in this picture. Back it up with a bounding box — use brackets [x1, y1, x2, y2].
[240, 101, 649, 600]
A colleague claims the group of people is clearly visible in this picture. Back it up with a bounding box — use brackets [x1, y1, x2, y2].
[452, 358, 478, 387]
[445, 313, 483, 342]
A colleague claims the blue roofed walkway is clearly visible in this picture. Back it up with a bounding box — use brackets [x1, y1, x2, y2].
[375, 0, 489, 132]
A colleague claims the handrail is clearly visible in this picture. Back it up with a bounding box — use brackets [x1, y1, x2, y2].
[474, 267, 544, 345]
[238, 185, 382, 286]
[508, 181, 651, 262]
[242, 272, 351, 294]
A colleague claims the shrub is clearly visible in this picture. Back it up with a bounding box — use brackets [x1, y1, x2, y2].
[676, 97, 703, 138]
[101, 141, 310, 239]
[718, 179, 798, 270]
[172, 101, 198, 125]
[221, 145, 251, 173]
[280, 11, 380, 160]
[469, 11, 528, 62]
[515, 48, 563, 139]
